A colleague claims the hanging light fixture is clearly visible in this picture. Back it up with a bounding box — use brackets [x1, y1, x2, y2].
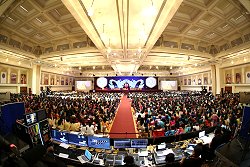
[100, 24, 106, 41]
[87, 0, 95, 16]
[148, 0, 157, 16]
[107, 38, 111, 53]
[138, 38, 142, 53]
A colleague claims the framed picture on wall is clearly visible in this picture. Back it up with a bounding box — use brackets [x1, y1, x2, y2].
[20, 74, 27, 84]
[65, 78, 68, 85]
[1, 72, 7, 84]
[198, 78, 202, 85]
[184, 79, 187, 85]
[246, 72, 250, 84]
[226, 74, 232, 84]
[204, 77, 208, 85]
[11, 73, 17, 84]
[236, 73, 241, 84]
[44, 75, 49, 85]
[69, 78, 72, 85]
[50, 78, 54, 85]
[61, 77, 64, 85]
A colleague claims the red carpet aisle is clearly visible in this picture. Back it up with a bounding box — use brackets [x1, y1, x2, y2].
[109, 95, 137, 138]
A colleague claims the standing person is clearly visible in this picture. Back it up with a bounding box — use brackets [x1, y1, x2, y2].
[86, 122, 95, 136]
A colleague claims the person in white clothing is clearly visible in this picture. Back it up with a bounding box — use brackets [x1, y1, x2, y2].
[86, 122, 95, 136]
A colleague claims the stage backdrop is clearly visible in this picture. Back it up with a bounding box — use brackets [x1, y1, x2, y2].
[94, 76, 158, 90]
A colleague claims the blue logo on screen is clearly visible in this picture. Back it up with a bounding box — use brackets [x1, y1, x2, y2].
[88, 137, 110, 149]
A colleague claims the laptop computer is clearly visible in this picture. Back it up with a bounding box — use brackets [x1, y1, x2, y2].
[77, 149, 92, 163]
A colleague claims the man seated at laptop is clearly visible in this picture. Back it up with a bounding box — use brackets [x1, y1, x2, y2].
[123, 155, 139, 167]
[180, 144, 203, 167]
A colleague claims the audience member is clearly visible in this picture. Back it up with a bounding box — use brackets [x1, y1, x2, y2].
[180, 144, 203, 167]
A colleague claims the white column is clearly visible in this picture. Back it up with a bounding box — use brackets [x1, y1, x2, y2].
[242, 67, 245, 84]
[215, 65, 221, 95]
[48, 74, 51, 85]
[232, 68, 235, 84]
[17, 69, 21, 84]
[211, 65, 216, 95]
[208, 72, 211, 85]
[41, 73, 44, 85]
[201, 73, 204, 85]
[7, 68, 11, 84]
[31, 65, 41, 95]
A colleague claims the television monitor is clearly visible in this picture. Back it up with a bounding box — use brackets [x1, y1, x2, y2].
[25, 112, 37, 125]
[157, 143, 166, 150]
[131, 139, 148, 148]
[84, 149, 92, 161]
[88, 136, 110, 149]
[51, 130, 69, 143]
[199, 131, 205, 138]
[114, 139, 131, 148]
[68, 133, 88, 146]
[36, 109, 47, 121]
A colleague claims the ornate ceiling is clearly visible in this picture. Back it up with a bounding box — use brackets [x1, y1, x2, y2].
[0, 0, 249, 77]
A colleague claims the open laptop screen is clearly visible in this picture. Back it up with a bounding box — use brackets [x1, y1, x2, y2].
[84, 149, 92, 161]
[199, 131, 205, 138]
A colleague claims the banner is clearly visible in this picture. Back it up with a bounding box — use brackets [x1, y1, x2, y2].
[1, 72, 7, 84]
[246, 72, 250, 84]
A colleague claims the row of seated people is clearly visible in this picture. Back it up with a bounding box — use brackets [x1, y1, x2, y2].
[11, 92, 121, 135]
[129, 92, 242, 138]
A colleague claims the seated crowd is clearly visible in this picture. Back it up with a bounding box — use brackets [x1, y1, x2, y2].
[11, 92, 121, 135]
[129, 92, 242, 138]
[7, 91, 243, 167]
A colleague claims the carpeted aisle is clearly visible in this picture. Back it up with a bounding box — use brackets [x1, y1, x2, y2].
[109, 95, 137, 138]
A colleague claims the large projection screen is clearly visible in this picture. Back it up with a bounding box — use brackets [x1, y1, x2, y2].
[75, 81, 92, 91]
[94, 76, 158, 90]
[160, 81, 177, 91]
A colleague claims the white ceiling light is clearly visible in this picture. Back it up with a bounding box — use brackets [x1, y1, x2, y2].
[20, 5, 28, 12]
[87, 0, 95, 16]
[138, 47, 142, 53]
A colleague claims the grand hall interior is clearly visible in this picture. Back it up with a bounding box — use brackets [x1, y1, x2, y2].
[0, 0, 250, 167]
